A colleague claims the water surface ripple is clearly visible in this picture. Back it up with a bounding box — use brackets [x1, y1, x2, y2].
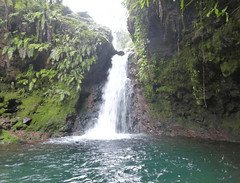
[0, 136, 240, 182]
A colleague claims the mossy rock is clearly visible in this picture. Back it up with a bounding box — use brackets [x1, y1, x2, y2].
[0, 91, 22, 101]
[0, 89, 77, 134]
[12, 121, 28, 131]
[0, 91, 23, 116]
[16, 93, 42, 119]
[2, 113, 12, 118]
[27, 95, 77, 133]
[0, 130, 19, 144]
[0, 108, 5, 115]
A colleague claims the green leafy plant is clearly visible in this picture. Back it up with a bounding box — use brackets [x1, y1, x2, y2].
[206, 2, 229, 22]
[1, 0, 111, 99]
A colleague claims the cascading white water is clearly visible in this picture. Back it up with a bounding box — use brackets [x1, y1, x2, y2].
[83, 51, 132, 139]
[49, 0, 133, 142]
[77, 0, 133, 140]
[48, 49, 133, 143]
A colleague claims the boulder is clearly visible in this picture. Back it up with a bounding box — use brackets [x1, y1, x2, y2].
[23, 117, 32, 125]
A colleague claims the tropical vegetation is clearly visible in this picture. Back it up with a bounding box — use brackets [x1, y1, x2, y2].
[0, 0, 113, 142]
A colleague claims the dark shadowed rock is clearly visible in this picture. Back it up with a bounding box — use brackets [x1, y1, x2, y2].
[0, 97, 4, 103]
[73, 31, 116, 133]
[115, 51, 125, 56]
[5, 99, 21, 113]
[23, 117, 32, 125]
[128, 0, 177, 58]
[83, 38, 115, 86]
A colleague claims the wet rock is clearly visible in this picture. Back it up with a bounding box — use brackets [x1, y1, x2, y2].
[83, 36, 115, 85]
[58, 114, 76, 135]
[73, 36, 115, 133]
[75, 84, 104, 133]
[77, 12, 93, 19]
[127, 0, 190, 58]
[115, 51, 125, 56]
[127, 53, 154, 133]
[23, 117, 32, 125]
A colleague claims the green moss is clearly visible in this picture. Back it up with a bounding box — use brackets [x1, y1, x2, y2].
[0, 108, 5, 115]
[12, 122, 27, 131]
[0, 91, 22, 101]
[16, 93, 42, 118]
[0, 89, 77, 134]
[0, 0, 115, 137]
[0, 130, 19, 144]
[27, 94, 77, 133]
[220, 60, 239, 77]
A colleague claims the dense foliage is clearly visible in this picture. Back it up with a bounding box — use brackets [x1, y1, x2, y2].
[0, 0, 111, 98]
[126, 0, 240, 135]
[0, 0, 113, 140]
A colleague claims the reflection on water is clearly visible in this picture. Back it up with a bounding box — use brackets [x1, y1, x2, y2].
[0, 136, 240, 183]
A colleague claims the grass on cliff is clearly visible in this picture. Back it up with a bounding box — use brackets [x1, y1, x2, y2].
[0, 130, 19, 144]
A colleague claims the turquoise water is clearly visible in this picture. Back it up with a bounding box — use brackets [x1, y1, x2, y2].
[0, 136, 240, 182]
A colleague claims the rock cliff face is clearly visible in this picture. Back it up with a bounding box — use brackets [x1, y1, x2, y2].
[126, 0, 240, 142]
[73, 39, 116, 134]
[127, 52, 154, 133]
[128, 0, 179, 58]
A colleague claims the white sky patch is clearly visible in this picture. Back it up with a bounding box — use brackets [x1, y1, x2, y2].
[62, 0, 128, 32]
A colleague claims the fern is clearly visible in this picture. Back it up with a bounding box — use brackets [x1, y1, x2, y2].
[1, 0, 112, 100]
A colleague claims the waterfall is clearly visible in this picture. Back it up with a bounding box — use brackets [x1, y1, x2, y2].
[61, 0, 132, 140]
[83, 51, 132, 139]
